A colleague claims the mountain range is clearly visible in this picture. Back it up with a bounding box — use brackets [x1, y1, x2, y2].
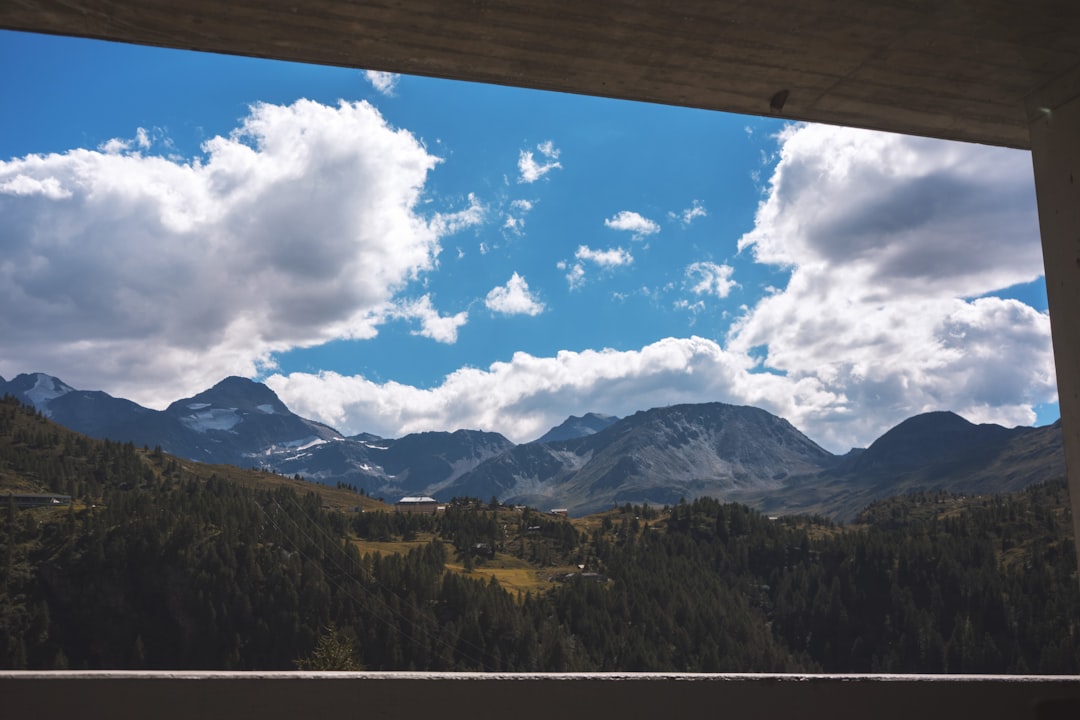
[0, 372, 1064, 520]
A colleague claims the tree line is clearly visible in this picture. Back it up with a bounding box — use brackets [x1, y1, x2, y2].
[0, 395, 1076, 672]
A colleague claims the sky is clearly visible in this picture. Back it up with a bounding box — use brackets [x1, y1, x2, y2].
[0, 30, 1059, 453]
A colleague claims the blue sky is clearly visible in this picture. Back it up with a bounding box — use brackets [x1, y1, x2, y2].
[0, 30, 1058, 452]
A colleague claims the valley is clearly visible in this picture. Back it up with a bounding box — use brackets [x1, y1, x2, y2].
[1, 395, 1077, 672]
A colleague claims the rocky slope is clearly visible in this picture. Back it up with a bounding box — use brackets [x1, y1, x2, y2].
[1, 373, 1064, 520]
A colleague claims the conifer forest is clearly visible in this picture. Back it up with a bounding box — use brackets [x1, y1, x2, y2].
[1, 396, 1077, 672]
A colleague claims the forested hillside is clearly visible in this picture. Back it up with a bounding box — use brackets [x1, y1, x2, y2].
[1, 396, 1077, 672]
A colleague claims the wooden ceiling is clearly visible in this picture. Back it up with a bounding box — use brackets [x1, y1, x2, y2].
[2, 1, 1079, 149]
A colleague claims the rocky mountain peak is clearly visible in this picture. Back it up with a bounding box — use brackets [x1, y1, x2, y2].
[167, 376, 288, 416]
[850, 410, 1009, 474]
[534, 412, 620, 444]
[2, 373, 76, 414]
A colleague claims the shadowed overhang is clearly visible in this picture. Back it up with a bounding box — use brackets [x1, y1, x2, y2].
[2, 0, 1079, 149]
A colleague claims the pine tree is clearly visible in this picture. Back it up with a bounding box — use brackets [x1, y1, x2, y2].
[295, 625, 363, 670]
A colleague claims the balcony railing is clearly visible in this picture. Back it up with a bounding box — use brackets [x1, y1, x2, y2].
[3, 671, 1080, 720]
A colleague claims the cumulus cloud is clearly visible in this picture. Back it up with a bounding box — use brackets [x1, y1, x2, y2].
[575, 245, 633, 267]
[392, 295, 469, 344]
[738, 124, 1042, 294]
[99, 127, 159, 155]
[266, 336, 831, 443]
[269, 124, 1054, 453]
[685, 262, 737, 299]
[0, 174, 71, 199]
[0, 99, 471, 407]
[364, 70, 400, 95]
[728, 123, 1054, 449]
[2, 100, 1053, 455]
[517, 141, 561, 183]
[556, 245, 633, 290]
[485, 273, 545, 316]
[604, 210, 660, 240]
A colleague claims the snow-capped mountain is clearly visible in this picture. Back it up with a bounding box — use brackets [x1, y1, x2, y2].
[0, 373, 76, 415]
[0, 373, 513, 500]
[161, 376, 343, 465]
[269, 428, 515, 498]
[1, 373, 1064, 519]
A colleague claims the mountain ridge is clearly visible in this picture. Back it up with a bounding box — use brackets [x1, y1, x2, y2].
[0, 372, 1064, 520]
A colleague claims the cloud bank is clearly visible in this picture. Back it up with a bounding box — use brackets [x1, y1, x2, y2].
[0, 99, 475, 407]
[730, 124, 1053, 449]
[2, 106, 1053, 452]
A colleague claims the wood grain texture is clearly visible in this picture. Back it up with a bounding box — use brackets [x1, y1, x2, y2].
[3, 1, 1079, 148]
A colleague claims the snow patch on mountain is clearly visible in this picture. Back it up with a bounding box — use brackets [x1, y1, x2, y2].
[180, 407, 242, 433]
[24, 374, 75, 415]
[284, 436, 327, 450]
[256, 404, 276, 414]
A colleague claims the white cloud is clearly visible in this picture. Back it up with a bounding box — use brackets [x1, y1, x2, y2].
[536, 140, 558, 158]
[604, 210, 660, 240]
[429, 192, 485, 235]
[557, 245, 633, 290]
[738, 124, 1042, 293]
[557, 261, 587, 290]
[671, 200, 707, 226]
[0, 99, 464, 408]
[502, 198, 536, 235]
[393, 295, 468, 343]
[99, 127, 155, 155]
[99, 137, 129, 154]
[685, 261, 736, 299]
[0, 174, 71, 199]
[517, 141, 562, 183]
[575, 245, 633, 267]
[265, 336, 825, 443]
[675, 299, 706, 314]
[268, 124, 1055, 454]
[364, 70, 400, 96]
[727, 123, 1054, 449]
[485, 273, 545, 316]
[2, 96, 1053, 457]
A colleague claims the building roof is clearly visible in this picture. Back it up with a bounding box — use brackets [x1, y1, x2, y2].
[3, 1, 1078, 149]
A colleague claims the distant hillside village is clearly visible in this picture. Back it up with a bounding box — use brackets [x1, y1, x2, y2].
[394, 496, 567, 517]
